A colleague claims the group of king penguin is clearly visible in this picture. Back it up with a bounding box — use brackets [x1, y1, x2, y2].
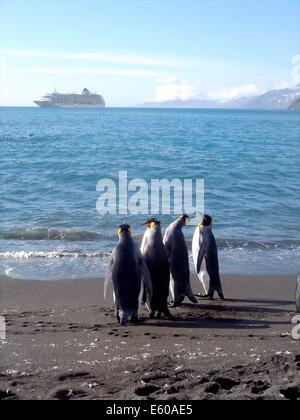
[105, 214, 225, 326]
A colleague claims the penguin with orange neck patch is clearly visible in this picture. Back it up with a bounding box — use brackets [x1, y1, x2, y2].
[141, 218, 173, 319]
[192, 215, 224, 300]
[105, 224, 153, 325]
[163, 214, 197, 307]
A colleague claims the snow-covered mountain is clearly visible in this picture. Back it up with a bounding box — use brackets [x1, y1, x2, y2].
[140, 96, 253, 109]
[140, 98, 220, 108]
[288, 96, 300, 110]
[140, 84, 300, 110]
[242, 84, 300, 110]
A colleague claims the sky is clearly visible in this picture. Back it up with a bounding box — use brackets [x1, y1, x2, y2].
[0, 0, 300, 106]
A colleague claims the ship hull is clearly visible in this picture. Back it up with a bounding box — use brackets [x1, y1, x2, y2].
[34, 101, 105, 108]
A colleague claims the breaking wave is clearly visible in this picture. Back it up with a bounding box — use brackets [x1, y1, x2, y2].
[0, 228, 113, 241]
[0, 250, 111, 260]
[1, 228, 300, 250]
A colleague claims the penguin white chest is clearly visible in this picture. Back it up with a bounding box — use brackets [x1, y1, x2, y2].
[141, 231, 149, 254]
[192, 227, 210, 294]
[192, 228, 200, 270]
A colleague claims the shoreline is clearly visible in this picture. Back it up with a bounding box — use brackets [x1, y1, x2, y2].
[1, 273, 298, 281]
[1, 275, 299, 400]
[0, 274, 298, 310]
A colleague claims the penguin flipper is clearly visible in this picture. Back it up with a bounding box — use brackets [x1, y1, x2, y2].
[169, 276, 175, 301]
[205, 241, 222, 295]
[138, 281, 145, 308]
[104, 250, 115, 299]
[163, 227, 172, 259]
[136, 244, 154, 314]
[139, 256, 153, 302]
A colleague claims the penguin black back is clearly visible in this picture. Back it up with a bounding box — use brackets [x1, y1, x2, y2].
[141, 218, 172, 318]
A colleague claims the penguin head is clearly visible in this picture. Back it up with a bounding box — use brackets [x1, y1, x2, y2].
[142, 218, 161, 228]
[118, 224, 132, 236]
[180, 214, 190, 225]
[201, 214, 213, 227]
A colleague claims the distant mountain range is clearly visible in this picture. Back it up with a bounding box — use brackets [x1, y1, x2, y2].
[140, 84, 300, 110]
[289, 96, 300, 110]
[245, 84, 300, 110]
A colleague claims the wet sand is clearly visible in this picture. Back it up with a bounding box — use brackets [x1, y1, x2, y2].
[0, 275, 299, 400]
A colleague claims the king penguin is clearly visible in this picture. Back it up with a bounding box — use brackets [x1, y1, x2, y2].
[296, 276, 300, 313]
[192, 215, 224, 300]
[105, 224, 153, 325]
[163, 214, 197, 307]
[141, 218, 173, 319]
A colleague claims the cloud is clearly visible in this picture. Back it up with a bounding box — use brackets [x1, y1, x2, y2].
[0, 56, 6, 80]
[1, 49, 225, 69]
[291, 54, 300, 83]
[207, 84, 260, 101]
[272, 80, 294, 90]
[152, 79, 262, 103]
[17, 66, 174, 79]
[153, 79, 197, 102]
[151, 80, 264, 103]
[2, 49, 184, 67]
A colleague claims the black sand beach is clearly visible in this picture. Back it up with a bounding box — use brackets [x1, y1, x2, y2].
[0, 275, 299, 400]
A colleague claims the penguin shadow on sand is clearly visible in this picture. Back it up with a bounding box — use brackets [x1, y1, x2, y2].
[217, 298, 296, 314]
[142, 294, 294, 330]
[143, 313, 271, 331]
[104, 218, 299, 329]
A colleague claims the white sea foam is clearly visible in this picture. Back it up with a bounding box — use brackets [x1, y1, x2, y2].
[0, 250, 111, 259]
[4, 267, 14, 276]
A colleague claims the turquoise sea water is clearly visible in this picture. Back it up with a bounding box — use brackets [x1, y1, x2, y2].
[0, 107, 299, 280]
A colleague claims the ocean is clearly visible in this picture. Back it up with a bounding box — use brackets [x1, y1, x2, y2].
[0, 107, 299, 280]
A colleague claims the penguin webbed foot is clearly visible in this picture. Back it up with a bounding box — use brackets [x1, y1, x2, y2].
[130, 315, 140, 324]
[188, 295, 198, 304]
[149, 311, 163, 319]
[169, 295, 185, 308]
[197, 294, 214, 300]
[169, 301, 182, 308]
[163, 310, 175, 320]
[119, 312, 129, 326]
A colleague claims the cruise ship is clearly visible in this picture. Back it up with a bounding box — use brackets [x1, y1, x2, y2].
[34, 88, 105, 108]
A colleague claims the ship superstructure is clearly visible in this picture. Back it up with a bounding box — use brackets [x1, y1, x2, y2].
[34, 88, 105, 108]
